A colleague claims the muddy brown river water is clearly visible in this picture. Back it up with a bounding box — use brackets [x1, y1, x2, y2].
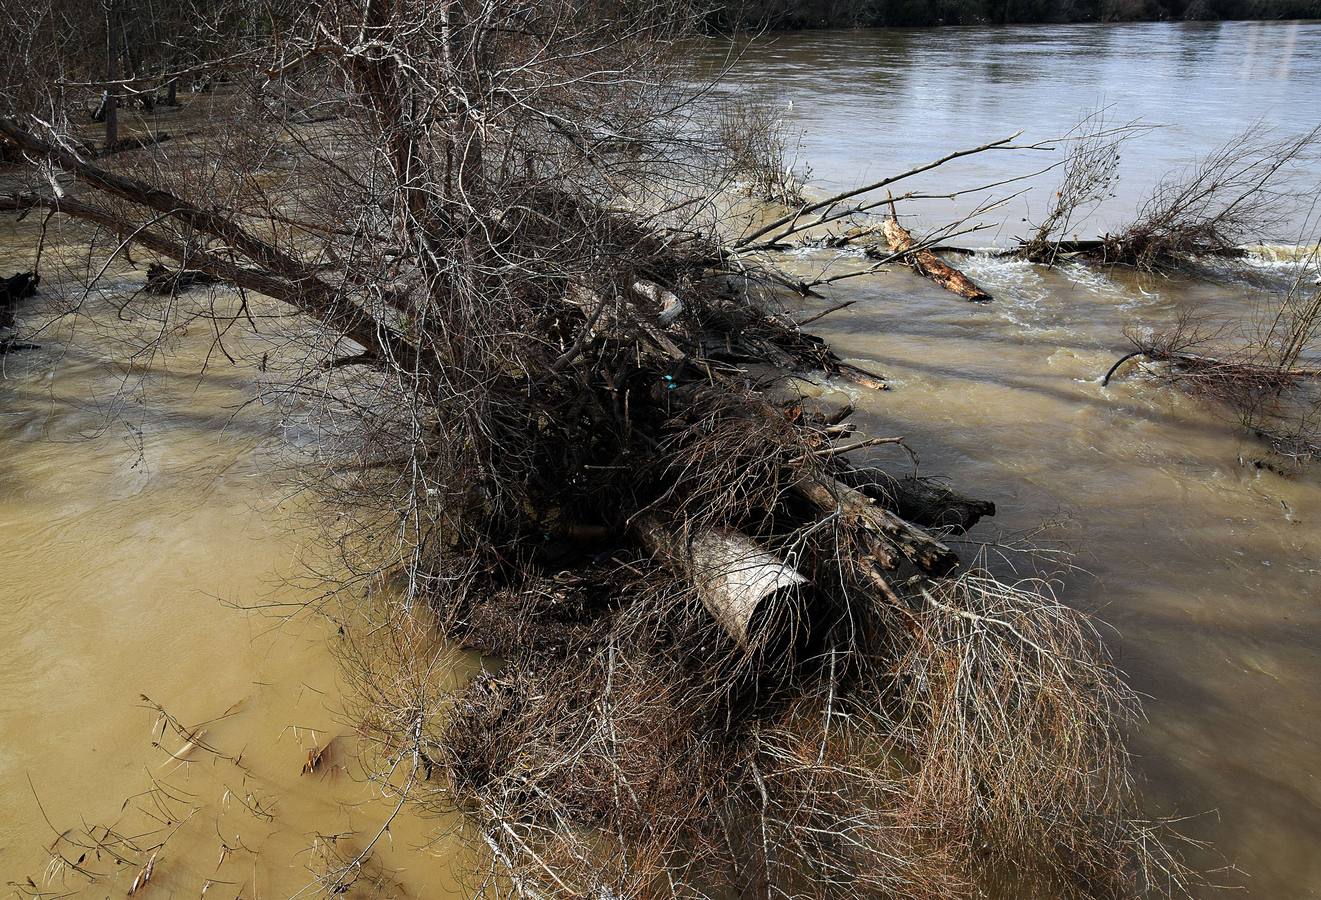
[723, 21, 1321, 896]
[3, 19, 1321, 899]
[0, 229, 471, 896]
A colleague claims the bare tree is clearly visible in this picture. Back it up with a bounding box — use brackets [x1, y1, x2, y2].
[1103, 123, 1321, 269]
[1107, 244, 1321, 464]
[1014, 110, 1143, 264]
[1, 1, 1194, 896]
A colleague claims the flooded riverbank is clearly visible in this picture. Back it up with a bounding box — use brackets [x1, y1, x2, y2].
[769, 249, 1321, 896]
[0, 220, 471, 896]
[2, 18, 1319, 899]
[719, 22, 1321, 894]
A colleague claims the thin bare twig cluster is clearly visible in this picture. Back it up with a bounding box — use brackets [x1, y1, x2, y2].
[0, 1, 1194, 897]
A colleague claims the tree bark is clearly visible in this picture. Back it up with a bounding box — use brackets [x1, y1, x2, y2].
[841, 470, 994, 535]
[636, 517, 808, 648]
[882, 213, 991, 303]
[793, 475, 960, 576]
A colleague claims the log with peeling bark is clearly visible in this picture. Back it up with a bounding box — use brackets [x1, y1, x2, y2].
[881, 212, 991, 303]
[793, 475, 960, 577]
[636, 517, 808, 647]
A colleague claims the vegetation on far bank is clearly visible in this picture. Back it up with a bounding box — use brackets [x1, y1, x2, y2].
[708, 0, 1320, 29]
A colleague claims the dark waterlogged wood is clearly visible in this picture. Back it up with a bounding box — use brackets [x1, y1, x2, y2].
[795, 475, 960, 576]
[843, 470, 995, 534]
[1, 271, 40, 350]
[1103, 348, 1321, 387]
[144, 262, 220, 294]
[1, 271, 39, 327]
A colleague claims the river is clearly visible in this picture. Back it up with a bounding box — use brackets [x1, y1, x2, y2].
[729, 20, 1321, 898]
[0, 228, 470, 895]
[725, 21, 1321, 242]
[3, 19, 1320, 900]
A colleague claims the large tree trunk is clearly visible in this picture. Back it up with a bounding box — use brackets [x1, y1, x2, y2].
[636, 517, 808, 648]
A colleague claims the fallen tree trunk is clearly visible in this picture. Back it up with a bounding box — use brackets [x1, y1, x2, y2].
[0, 120, 428, 375]
[1103, 348, 1321, 387]
[843, 469, 995, 535]
[98, 132, 172, 158]
[882, 211, 991, 302]
[794, 475, 960, 577]
[1012, 237, 1252, 267]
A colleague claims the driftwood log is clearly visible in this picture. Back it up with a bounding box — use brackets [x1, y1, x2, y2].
[1011, 237, 1253, 267]
[882, 211, 991, 302]
[843, 469, 995, 535]
[144, 262, 221, 294]
[794, 475, 960, 577]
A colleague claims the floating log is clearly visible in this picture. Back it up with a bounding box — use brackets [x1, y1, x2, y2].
[144, 262, 220, 294]
[1010, 237, 1252, 267]
[763, 376, 855, 426]
[882, 211, 991, 303]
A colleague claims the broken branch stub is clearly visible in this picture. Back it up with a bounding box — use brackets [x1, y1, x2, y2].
[882, 214, 992, 303]
[637, 518, 807, 647]
[690, 529, 808, 647]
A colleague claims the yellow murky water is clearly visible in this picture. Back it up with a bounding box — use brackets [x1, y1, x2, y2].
[0, 216, 471, 897]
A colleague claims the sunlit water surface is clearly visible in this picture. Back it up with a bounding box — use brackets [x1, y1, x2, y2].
[722, 21, 1321, 242]
[724, 21, 1321, 897]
